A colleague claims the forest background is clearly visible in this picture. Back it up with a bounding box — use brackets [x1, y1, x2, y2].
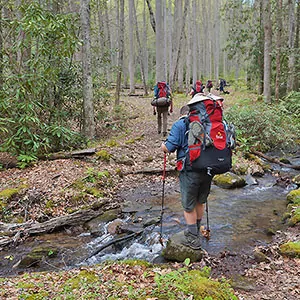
[0, 0, 299, 168]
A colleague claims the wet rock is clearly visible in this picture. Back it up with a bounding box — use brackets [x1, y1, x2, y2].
[245, 174, 258, 186]
[213, 172, 246, 189]
[292, 174, 300, 187]
[253, 250, 270, 263]
[162, 231, 203, 262]
[18, 245, 58, 268]
[143, 216, 161, 227]
[84, 209, 121, 235]
[107, 219, 125, 234]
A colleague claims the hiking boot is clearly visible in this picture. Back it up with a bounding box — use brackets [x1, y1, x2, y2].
[183, 230, 202, 250]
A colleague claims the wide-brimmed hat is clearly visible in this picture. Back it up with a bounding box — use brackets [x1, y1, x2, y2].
[187, 94, 210, 106]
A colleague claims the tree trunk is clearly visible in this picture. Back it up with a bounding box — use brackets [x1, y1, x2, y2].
[128, 0, 135, 95]
[263, 0, 272, 103]
[275, 0, 282, 101]
[146, 0, 156, 33]
[192, 0, 197, 83]
[295, 1, 300, 91]
[0, 5, 3, 90]
[81, 0, 95, 139]
[155, 0, 166, 81]
[287, 0, 296, 92]
[115, 0, 125, 105]
[133, 0, 148, 95]
[214, 0, 220, 82]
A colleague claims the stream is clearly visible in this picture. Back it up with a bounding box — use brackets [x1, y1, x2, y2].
[84, 173, 294, 267]
[0, 156, 298, 276]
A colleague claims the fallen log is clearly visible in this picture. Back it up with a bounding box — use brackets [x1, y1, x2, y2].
[39, 148, 96, 160]
[0, 201, 119, 248]
[251, 150, 300, 170]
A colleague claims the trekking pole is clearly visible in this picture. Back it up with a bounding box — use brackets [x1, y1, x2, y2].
[159, 152, 167, 246]
[205, 200, 211, 239]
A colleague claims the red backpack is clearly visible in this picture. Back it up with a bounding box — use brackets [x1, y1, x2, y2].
[155, 81, 170, 98]
[183, 94, 235, 175]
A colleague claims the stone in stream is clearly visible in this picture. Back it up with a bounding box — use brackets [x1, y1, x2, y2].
[213, 172, 246, 189]
[162, 231, 203, 262]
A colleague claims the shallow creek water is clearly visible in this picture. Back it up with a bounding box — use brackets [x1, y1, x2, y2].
[84, 173, 294, 266]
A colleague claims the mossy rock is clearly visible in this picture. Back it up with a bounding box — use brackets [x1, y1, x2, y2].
[292, 174, 300, 187]
[213, 172, 246, 189]
[162, 231, 203, 262]
[288, 207, 300, 226]
[19, 246, 58, 268]
[279, 241, 300, 258]
[286, 189, 300, 205]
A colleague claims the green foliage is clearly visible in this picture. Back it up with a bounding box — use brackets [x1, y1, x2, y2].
[153, 267, 236, 299]
[0, 2, 84, 160]
[226, 94, 299, 151]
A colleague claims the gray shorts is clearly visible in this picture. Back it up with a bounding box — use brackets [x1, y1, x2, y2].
[179, 171, 212, 212]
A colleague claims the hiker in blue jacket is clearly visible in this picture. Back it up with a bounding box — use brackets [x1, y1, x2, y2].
[161, 101, 212, 250]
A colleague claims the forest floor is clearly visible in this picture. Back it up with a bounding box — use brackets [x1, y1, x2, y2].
[0, 89, 299, 299]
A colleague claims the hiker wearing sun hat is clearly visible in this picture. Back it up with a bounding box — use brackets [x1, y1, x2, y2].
[161, 96, 213, 250]
[161, 92, 234, 250]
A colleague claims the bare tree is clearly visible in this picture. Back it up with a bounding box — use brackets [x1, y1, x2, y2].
[115, 0, 125, 105]
[275, 0, 283, 101]
[146, 0, 156, 33]
[132, 0, 148, 95]
[155, 0, 165, 81]
[81, 0, 95, 139]
[0, 5, 3, 90]
[263, 0, 272, 103]
[128, 0, 135, 94]
[287, 0, 296, 92]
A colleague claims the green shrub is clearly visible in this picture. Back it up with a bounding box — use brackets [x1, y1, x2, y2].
[226, 94, 299, 151]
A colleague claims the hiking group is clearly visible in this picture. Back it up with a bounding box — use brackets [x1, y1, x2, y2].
[152, 80, 235, 250]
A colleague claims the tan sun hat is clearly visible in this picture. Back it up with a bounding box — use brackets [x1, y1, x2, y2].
[187, 94, 211, 106]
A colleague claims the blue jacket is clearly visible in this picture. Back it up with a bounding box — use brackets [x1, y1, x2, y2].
[164, 117, 188, 161]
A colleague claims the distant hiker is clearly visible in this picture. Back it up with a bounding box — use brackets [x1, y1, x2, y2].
[206, 80, 213, 93]
[189, 80, 204, 97]
[151, 81, 173, 137]
[219, 78, 230, 94]
[161, 93, 235, 250]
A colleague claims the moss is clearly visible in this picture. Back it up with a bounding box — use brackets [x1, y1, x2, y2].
[106, 139, 119, 147]
[143, 156, 154, 163]
[85, 187, 103, 198]
[279, 241, 300, 258]
[64, 270, 99, 289]
[45, 200, 55, 209]
[287, 189, 300, 205]
[0, 188, 19, 201]
[288, 207, 300, 226]
[125, 138, 135, 144]
[115, 168, 123, 177]
[121, 259, 152, 268]
[72, 179, 85, 190]
[96, 150, 111, 161]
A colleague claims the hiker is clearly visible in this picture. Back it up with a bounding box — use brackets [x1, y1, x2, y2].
[161, 103, 213, 250]
[189, 80, 204, 97]
[219, 78, 230, 94]
[152, 82, 173, 137]
[206, 80, 213, 93]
